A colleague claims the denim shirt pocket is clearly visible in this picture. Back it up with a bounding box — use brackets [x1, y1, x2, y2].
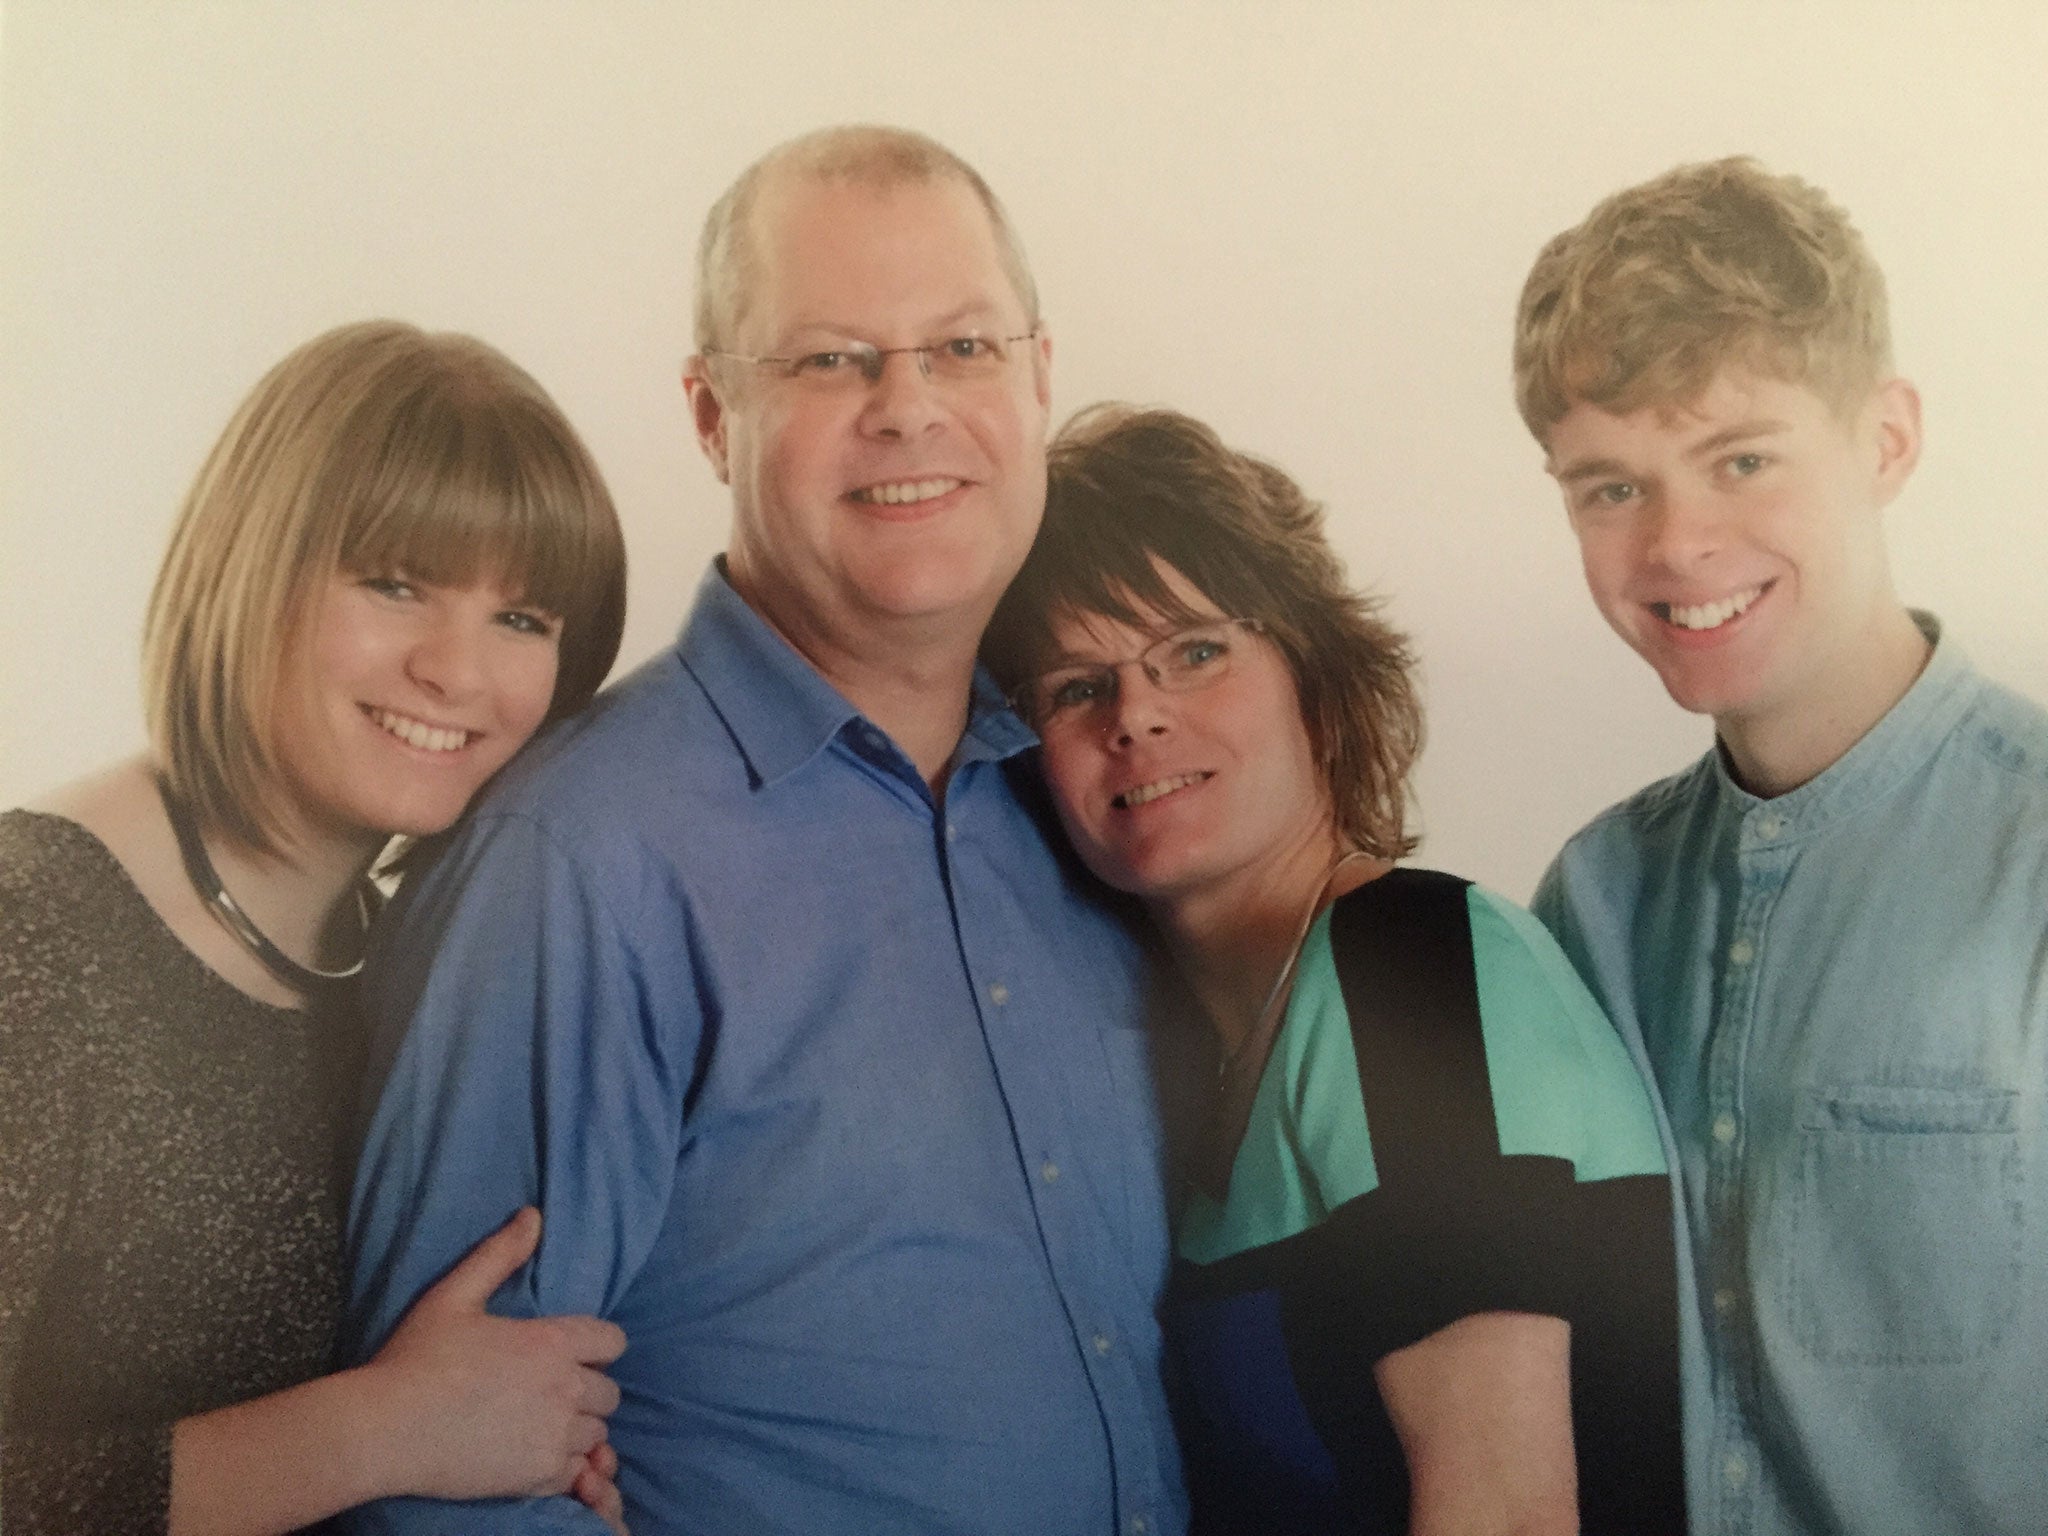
[1775, 1082, 2024, 1365]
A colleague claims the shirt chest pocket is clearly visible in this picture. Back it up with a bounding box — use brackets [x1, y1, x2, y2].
[1773, 1083, 2024, 1366]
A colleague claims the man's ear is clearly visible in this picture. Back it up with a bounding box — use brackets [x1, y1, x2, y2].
[1030, 324, 1052, 414]
[683, 359, 732, 485]
[1869, 376, 1923, 506]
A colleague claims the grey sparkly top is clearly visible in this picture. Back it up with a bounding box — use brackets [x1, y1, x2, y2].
[0, 810, 364, 1534]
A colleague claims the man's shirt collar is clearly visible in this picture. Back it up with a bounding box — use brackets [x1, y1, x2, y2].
[675, 559, 1036, 792]
[1704, 610, 1977, 841]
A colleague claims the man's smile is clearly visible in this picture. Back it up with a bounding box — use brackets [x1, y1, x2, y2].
[1650, 582, 1771, 633]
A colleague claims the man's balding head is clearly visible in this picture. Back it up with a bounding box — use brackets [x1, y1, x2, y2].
[693, 124, 1039, 356]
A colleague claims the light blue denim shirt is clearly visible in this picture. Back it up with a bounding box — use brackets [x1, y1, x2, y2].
[1535, 616, 2048, 1535]
[343, 563, 1184, 1536]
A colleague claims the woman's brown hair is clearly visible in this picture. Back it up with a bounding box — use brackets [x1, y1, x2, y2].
[985, 404, 1421, 860]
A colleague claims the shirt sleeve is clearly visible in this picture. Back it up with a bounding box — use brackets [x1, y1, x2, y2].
[1, 1112, 174, 1536]
[1530, 852, 1601, 1006]
[1528, 854, 1569, 936]
[1467, 885, 1667, 1181]
[0, 889, 173, 1534]
[1321, 881, 1671, 1355]
[1467, 884, 1686, 1529]
[341, 809, 694, 1533]
[0, 1427, 170, 1536]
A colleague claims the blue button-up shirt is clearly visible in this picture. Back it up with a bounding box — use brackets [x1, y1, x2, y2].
[1535, 616, 2048, 1535]
[343, 564, 1185, 1536]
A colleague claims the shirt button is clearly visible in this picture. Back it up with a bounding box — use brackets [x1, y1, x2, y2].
[1713, 1287, 1736, 1313]
[1724, 1453, 1749, 1488]
[1092, 1333, 1113, 1355]
[1728, 938, 1755, 965]
[1712, 1113, 1738, 1144]
[1129, 1519, 1150, 1535]
[988, 982, 1010, 1007]
[945, 820, 959, 842]
[1040, 1160, 1061, 1184]
[1755, 814, 1785, 839]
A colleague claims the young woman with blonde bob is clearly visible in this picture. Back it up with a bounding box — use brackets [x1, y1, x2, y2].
[985, 405, 1686, 1536]
[0, 320, 632, 1534]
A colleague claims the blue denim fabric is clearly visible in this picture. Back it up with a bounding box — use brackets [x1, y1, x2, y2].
[342, 564, 1184, 1536]
[1535, 617, 2048, 1535]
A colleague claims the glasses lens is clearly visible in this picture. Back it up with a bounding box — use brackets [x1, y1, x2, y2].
[1021, 618, 1247, 728]
[925, 334, 1011, 381]
[1147, 623, 1241, 691]
[1029, 666, 1113, 725]
[781, 343, 882, 387]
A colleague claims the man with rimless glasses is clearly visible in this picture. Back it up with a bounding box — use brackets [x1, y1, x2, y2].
[342, 125, 1185, 1535]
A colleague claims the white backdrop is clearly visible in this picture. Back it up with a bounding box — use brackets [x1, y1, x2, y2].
[5, 1, 2044, 900]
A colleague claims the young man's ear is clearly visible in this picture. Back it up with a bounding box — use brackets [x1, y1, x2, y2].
[683, 358, 733, 485]
[1869, 376, 1923, 505]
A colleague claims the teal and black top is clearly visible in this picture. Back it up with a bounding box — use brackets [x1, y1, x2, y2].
[1168, 867, 1684, 1534]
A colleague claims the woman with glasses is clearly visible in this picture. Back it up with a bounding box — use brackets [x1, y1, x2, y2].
[984, 405, 1685, 1535]
[0, 321, 633, 1534]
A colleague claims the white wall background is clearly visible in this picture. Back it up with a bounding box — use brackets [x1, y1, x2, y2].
[4, 0, 2044, 900]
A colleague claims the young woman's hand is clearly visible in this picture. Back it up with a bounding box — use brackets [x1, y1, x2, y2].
[165, 1208, 629, 1535]
[573, 1442, 631, 1536]
[362, 1206, 628, 1503]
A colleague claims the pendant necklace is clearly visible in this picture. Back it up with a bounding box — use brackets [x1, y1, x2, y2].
[1197, 848, 1375, 1203]
[1216, 847, 1375, 1085]
[156, 773, 368, 997]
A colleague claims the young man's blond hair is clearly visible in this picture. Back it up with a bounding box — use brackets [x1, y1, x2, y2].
[1512, 156, 1891, 440]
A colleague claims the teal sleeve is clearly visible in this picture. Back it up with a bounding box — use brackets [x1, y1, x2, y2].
[1467, 885, 1667, 1182]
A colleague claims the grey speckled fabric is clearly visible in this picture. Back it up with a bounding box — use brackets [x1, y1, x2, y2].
[0, 809, 364, 1535]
